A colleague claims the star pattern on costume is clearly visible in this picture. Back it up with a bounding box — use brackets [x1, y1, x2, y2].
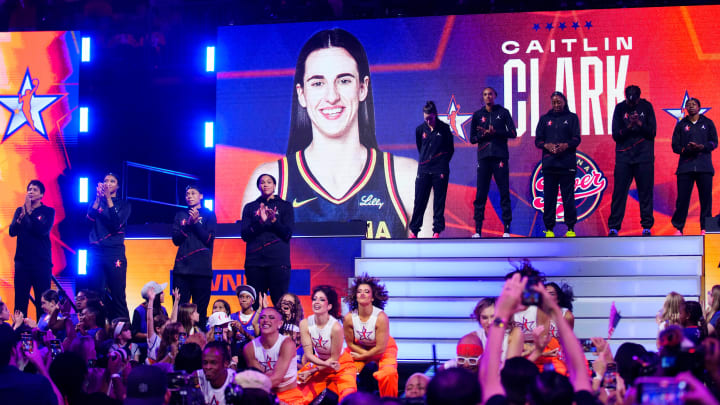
[312, 335, 328, 350]
[260, 353, 276, 372]
[438, 95, 472, 141]
[663, 91, 711, 122]
[358, 326, 374, 342]
[115, 260, 122, 268]
[0, 68, 62, 142]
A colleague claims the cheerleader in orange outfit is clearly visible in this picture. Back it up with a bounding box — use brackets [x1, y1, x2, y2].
[342, 274, 398, 397]
[298, 285, 357, 403]
[243, 307, 305, 405]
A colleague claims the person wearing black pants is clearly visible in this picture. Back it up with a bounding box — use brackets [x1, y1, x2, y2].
[409, 101, 454, 239]
[671, 97, 718, 235]
[172, 185, 216, 329]
[608, 85, 657, 237]
[9, 180, 54, 319]
[241, 174, 294, 308]
[470, 87, 517, 238]
[87, 173, 131, 321]
[535, 91, 581, 237]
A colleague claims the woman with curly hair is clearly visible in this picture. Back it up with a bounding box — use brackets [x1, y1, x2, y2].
[298, 285, 357, 402]
[343, 274, 398, 397]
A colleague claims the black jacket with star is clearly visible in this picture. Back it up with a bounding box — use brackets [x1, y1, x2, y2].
[87, 197, 131, 254]
[469, 104, 517, 160]
[172, 207, 216, 276]
[9, 204, 54, 268]
[535, 109, 582, 171]
[671, 114, 718, 174]
[611, 98, 656, 164]
[241, 195, 294, 268]
[415, 119, 454, 173]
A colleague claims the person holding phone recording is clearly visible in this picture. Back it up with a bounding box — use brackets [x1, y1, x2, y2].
[86, 173, 131, 321]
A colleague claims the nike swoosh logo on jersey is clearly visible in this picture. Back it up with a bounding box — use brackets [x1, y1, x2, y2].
[292, 197, 318, 208]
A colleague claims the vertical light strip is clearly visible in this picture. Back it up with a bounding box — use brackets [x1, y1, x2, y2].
[78, 250, 87, 275]
[81, 37, 91, 62]
[206, 46, 215, 72]
[79, 107, 88, 132]
[79, 177, 88, 203]
[204, 121, 214, 148]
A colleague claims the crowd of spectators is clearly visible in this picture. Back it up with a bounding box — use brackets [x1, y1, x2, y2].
[2, 262, 720, 404]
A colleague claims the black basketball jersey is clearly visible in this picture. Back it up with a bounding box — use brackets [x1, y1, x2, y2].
[278, 148, 408, 239]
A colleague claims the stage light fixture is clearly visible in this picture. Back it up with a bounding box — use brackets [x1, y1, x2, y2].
[204, 199, 214, 211]
[81, 37, 91, 62]
[204, 121, 214, 147]
[79, 107, 88, 132]
[79, 177, 88, 203]
[206, 46, 215, 72]
[78, 249, 87, 275]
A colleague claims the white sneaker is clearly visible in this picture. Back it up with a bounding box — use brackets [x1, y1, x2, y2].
[502, 232, 510, 238]
[471, 233, 481, 238]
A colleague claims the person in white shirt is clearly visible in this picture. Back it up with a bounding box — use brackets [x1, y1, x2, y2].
[197, 341, 236, 405]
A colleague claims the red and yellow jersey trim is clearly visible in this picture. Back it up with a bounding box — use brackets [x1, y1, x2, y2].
[295, 149, 377, 205]
[383, 152, 408, 228]
[279, 156, 289, 200]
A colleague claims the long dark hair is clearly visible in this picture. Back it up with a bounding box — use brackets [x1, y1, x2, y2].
[545, 282, 575, 312]
[312, 285, 341, 319]
[288, 28, 378, 155]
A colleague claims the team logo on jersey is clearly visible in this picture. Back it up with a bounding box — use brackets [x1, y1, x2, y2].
[359, 194, 384, 210]
[292, 197, 317, 208]
[530, 151, 607, 222]
[0, 68, 63, 142]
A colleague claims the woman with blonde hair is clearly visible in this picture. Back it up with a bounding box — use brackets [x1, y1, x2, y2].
[657, 291, 687, 331]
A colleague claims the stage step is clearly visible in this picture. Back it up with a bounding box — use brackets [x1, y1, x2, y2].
[354, 236, 703, 362]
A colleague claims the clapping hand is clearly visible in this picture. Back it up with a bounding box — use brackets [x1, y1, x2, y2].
[188, 207, 200, 224]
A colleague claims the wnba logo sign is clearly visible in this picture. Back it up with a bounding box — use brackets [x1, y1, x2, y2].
[530, 152, 608, 222]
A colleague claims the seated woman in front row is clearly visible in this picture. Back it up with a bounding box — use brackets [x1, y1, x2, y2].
[298, 285, 357, 403]
[343, 274, 398, 397]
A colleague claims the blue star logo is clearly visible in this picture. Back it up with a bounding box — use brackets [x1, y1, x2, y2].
[545, 23, 553, 30]
[585, 21, 593, 29]
[572, 22, 580, 29]
[558, 22, 567, 30]
[0, 68, 62, 142]
[663, 91, 711, 122]
[532, 23, 540, 31]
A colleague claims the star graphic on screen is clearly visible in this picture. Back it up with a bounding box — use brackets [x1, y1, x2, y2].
[0, 68, 62, 142]
[585, 21, 593, 29]
[358, 326, 373, 342]
[558, 22, 567, 30]
[532, 23, 540, 31]
[663, 91, 710, 122]
[545, 23, 553, 30]
[572, 22, 580, 29]
[438, 95, 472, 141]
[312, 335, 328, 350]
[260, 354, 276, 372]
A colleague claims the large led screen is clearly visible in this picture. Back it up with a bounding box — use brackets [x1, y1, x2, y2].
[0, 31, 80, 315]
[217, 6, 720, 237]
